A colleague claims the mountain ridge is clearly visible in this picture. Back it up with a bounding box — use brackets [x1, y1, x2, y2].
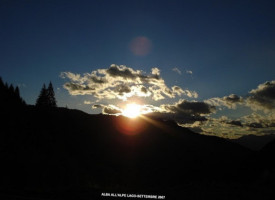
[1, 105, 275, 199]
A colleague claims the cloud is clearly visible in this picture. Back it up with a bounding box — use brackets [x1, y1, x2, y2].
[213, 116, 243, 127]
[161, 99, 216, 115]
[146, 99, 216, 124]
[92, 104, 122, 115]
[227, 120, 243, 127]
[163, 80, 275, 138]
[246, 80, 275, 111]
[205, 94, 243, 109]
[62, 82, 96, 95]
[198, 111, 275, 139]
[186, 70, 193, 75]
[92, 99, 215, 125]
[61, 64, 198, 101]
[241, 112, 275, 128]
[205, 81, 275, 112]
[247, 122, 263, 128]
[84, 100, 94, 105]
[172, 67, 182, 75]
[92, 103, 159, 116]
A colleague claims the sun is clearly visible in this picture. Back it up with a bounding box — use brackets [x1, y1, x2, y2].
[122, 103, 142, 118]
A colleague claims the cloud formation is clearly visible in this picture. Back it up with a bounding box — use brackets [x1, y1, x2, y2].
[92, 103, 158, 116]
[246, 80, 275, 111]
[205, 80, 275, 113]
[61, 66, 275, 139]
[92, 98, 215, 125]
[84, 100, 94, 105]
[61, 64, 198, 101]
[146, 99, 216, 124]
[172, 67, 182, 75]
[92, 104, 122, 115]
[241, 112, 275, 128]
[205, 94, 243, 109]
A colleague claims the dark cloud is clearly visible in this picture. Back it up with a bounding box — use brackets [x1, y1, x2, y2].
[91, 104, 102, 109]
[140, 86, 148, 94]
[247, 80, 275, 111]
[163, 99, 216, 115]
[224, 94, 243, 104]
[146, 111, 207, 124]
[92, 104, 122, 115]
[106, 65, 139, 80]
[63, 83, 95, 95]
[115, 85, 131, 95]
[102, 107, 122, 115]
[105, 65, 161, 84]
[146, 99, 215, 124]
[86, 73, 107, 84]
[227, 120, 243, 127]
[248, 122, 264, 128]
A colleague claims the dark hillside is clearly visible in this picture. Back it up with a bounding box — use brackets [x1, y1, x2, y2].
[259, 139, 275, 171]
[1, 105, 257, 196]
[229, 134, 275, 151]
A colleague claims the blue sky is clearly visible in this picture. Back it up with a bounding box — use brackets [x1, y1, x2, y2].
[1, 0, 275, 138]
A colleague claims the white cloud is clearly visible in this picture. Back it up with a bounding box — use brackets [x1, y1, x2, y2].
[84, 100, 95, 105]
[61, 64, 198, 101]
[172, 67, 182, 75]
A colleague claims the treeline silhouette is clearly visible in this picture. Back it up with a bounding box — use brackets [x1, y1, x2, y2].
[0, 77, 57, 110]
[0, 77, 26, 108]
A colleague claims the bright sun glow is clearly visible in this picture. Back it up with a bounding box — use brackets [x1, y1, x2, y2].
[122, 103, 142, 118]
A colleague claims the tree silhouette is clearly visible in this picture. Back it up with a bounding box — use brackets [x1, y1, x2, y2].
[36, 84, 48, 107]
[0, 77, 26, 107]
[9, 84, 15, 95]
[36, 82, 57, 107]
[47, 82, 57, 107]
[15, 86, 20, 98]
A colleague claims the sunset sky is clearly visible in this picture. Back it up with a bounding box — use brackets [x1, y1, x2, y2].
[1, 0, 275, 138]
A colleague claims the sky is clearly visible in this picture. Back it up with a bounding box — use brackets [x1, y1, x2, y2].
[1, 0, 275, 138]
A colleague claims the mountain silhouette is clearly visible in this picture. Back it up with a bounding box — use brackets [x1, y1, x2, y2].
[1, 104, 275, 199]
[229, 134, 275, 151]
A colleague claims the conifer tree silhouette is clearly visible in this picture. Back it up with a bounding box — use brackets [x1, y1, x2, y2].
[36, 82, 57, 107]
[9, 84, 15, 95]
[0, 77, 26, 107]
[0, 77, 4, 89]
[14, 86, 25, 105]
[15, 86, 20, 98]
[47, 82, 57, 107]
[36, 84, 48, 107]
